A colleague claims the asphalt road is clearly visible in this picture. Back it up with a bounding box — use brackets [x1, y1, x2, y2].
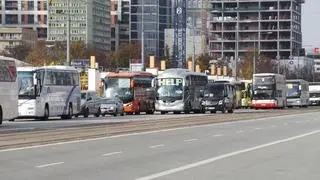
[0, 110, 320, 180]
[0, 109, 272, 133]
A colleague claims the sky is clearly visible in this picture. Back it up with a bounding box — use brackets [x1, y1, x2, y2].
[302, 0, 320, 47]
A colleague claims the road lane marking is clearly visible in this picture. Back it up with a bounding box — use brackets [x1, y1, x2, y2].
[236, 130, 244, 134]
[284, 123, 288, 126]
[36, 162, 64, 168]
[102, 151, 122, 157]
[136, 130, 320, 180]
[254, 127, 261, 130]
[183, 138, 198, 142]
[212, 134, 223, 137]
[149, 144, 165, 149]
[1, 112, 318, 153]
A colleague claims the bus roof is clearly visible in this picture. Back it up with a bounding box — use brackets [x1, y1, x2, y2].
[17, 66, 77, 72]
[309, 82, 320, 86]
[286, 79, 308, 83]
[157, 68, 207, 78]
[253, 73, 282, 77]
[106, 71, 154, 78]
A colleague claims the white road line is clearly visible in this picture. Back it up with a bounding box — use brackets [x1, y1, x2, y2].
[0, 112, 317, 153]
[212, 134, 223, 137]
[136, 130, 320, 180]
[254, 127, 261, 130]
[284, 123, 288, 126]
[236, 130, 244, 134]
[102, 151, 122, 157]
[184, 138, 198, 142]
[36, 162, 64, 168]
[149, 144, 165, 149]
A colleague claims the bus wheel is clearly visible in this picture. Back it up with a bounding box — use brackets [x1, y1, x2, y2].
[83, 108, 89, 118]
[210, 110, 216, 114]
[41, 105, 49, 121]
[228, 109, 234, 113]
[0, 107, 2, 125]
[95, 108, 101, 117]
[135, 105, 140, 115]
[160, 111, 166, 115]
[66, 105, 73, 119]
[184, 104, 191, 114]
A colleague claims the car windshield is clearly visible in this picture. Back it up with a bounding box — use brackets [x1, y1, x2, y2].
[156, 78, 183, 100]
[105, 100, 116, 104]
[204, 84, 224, 98]
[18, 72, 35, 98]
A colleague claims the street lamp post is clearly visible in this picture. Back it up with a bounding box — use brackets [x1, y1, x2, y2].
[141, 0, 145, 70]
[192, 4, 196, 72]
[253, 40, 256, 74]
[66, 0, 71, 66]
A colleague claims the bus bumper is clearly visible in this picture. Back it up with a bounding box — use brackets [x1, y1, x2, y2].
[252, 100, 277, 109]
[155, 100, 184, 112]
[18, 100, 37, 117]
[286, 99, 302, 107]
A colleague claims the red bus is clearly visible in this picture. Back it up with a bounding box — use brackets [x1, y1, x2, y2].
[252, 73, 287, 109]
[103, 72, 155, 115]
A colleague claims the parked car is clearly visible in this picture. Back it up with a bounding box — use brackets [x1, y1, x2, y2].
[100, 98, 124, 116]
[75, 91, 103, 118]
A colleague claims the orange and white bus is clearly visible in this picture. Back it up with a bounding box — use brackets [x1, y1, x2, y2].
[103, 72, 155, 115]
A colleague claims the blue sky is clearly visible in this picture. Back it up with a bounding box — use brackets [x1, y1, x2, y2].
[302, 0, 320, 47]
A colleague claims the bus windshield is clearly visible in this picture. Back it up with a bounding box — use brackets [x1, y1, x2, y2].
[253, 89, 275, 100]
[286, 83, 300, 98]
[156, 78, 183, 100]
[104, 77, 133, 104]
[253, 76, 275, 85]
[204, 84, 224, 98]
[18, 72, 35, 99]
[310, 92, 320, 98]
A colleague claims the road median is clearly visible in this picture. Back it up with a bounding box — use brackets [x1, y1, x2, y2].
[0, 109, 318, 150]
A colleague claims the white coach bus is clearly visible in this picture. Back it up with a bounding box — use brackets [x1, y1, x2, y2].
[17, 66, 81, 120]
[152, 68, 208, 114]
[0, 60, 18, 124]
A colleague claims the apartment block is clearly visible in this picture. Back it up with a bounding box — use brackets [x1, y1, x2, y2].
[209, 0, 304, 62]
[0, 0, 48, 39]
[47, 0, 111, 51]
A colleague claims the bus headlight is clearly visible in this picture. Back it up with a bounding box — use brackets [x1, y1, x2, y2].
[218, 100, 223, 105]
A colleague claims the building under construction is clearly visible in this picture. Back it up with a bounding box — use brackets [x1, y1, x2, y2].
[0, 0, 48, 39]
[209, 0, 305, 62]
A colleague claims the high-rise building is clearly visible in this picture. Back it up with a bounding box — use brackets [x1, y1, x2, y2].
[111, 0, 130, 51]
[209, 0, 304, 62]
[47, 0, 111, 51]
[130, 0, 172, 65]
[0, 0, 48, 39]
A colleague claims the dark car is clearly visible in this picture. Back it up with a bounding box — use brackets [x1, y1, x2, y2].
[202, 83, 236, 113]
